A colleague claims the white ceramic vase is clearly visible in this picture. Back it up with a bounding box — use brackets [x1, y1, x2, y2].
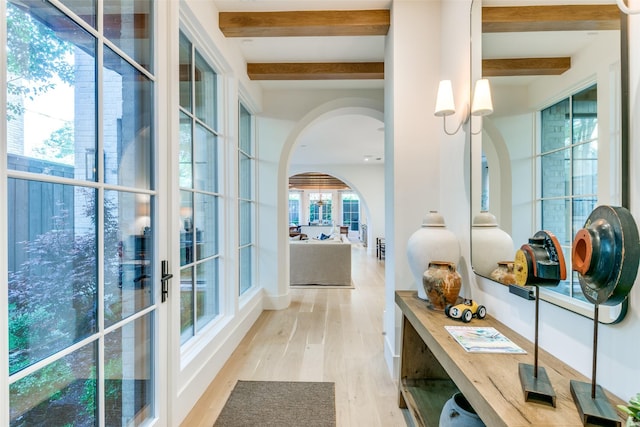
[439, 393, 485, 427]
[471, 211, 515, 278]
[407, 211, 460, 300]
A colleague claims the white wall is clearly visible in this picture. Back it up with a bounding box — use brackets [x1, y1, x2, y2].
[383, 0, 466, 374]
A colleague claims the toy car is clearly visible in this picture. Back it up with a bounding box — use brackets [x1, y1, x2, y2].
[445, 299, 486, 323]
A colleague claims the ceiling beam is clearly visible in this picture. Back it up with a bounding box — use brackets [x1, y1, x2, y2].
[482, 5, 620, 33]
[483, 57, 571, 77]
[219, 10, 390, 37]
[247, 62, 384, 80]
[289, 173, 350, 190]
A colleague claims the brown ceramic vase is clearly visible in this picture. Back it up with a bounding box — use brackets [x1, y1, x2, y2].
[422, 261, 462, 310]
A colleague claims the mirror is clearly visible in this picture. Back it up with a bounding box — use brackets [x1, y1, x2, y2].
[470, 1, 629, 323]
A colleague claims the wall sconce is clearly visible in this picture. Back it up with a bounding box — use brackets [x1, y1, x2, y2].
[434, 78, 494, 135]
[470, 78, 494, 135]
[434, 79, 467, 135]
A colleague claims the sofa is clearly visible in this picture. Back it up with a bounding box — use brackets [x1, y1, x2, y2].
[289, 235, 352, 286]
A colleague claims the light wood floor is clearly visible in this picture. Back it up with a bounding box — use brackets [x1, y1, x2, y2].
[181, 241, 408, 427]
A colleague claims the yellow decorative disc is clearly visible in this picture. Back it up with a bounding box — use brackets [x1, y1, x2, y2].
[514, 249, 529, 286]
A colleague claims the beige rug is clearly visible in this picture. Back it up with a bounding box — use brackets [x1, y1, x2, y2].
[214, 380, 336, 427]
[290, 282, 355, 289]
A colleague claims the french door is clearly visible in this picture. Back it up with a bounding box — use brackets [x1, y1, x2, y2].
[3, 1, 169, 425]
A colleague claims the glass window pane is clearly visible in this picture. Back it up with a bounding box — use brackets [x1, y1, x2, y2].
[572, 85, 598, 144]
[104, 191, 153, 327]
[342, 196, 360, 231]
[541, 98, 570, 153]
[239, 104, 251, 154]
[104, 313, 154, 425]
[61, 0, 97, 28]
[572, 197, 597, 240]
[289, 193, 300, 225]
[180, 191, 194, 266]
[103, 46, 153, 189]
[239, 200, 253, 246]
[239, 152, 252, 199]
[196, 258, 219, 331]
[194, 124, 217, 192]
[239, 246, 253, 295]
[10, 342, 97, 426]
[103, 0, 153, 73]
[179, 32, 192, 112]
[8, 180, 97, 374]
[572, 142, 598, 196]
[541, 198, 571, 247]
[179, 112, 193, 188]
[195, 193, 218, 260]
[541, 149, 569, 198]
[194, 50, 217, 127]
[180, 267, 194, 344]
[7, 1, 97, 181]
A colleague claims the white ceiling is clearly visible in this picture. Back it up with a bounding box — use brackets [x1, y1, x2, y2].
[290, 114, 385, 165]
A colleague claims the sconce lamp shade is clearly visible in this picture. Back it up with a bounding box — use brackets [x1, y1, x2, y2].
[434, 80, 456, 117]
[471, 79, 494, 116]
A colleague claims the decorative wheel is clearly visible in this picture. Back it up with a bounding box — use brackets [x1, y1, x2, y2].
[476, 305, 486, 319]
[462, 309, 472, 323]
[445, 304, 452, 317]
[572, 205, 640, 305]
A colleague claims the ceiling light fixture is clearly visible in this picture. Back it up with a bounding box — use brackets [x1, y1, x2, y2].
[316, 182, 324, 207]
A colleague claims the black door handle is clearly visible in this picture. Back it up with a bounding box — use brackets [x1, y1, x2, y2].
[161, 260, 173, 303]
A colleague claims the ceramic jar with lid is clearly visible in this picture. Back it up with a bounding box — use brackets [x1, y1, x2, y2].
[471, 211, 515, 278]
[407, 211, 460, 300]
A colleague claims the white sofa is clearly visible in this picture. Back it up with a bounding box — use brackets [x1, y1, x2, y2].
[289, 236, 352, 286]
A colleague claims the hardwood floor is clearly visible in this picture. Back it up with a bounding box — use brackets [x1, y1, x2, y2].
[181, 241, 408, 427]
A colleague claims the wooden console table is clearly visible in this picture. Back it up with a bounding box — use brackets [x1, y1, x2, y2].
[395, 290, 625, 427]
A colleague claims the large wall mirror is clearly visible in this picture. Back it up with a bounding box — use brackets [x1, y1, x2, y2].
[470, 1, 629, 323]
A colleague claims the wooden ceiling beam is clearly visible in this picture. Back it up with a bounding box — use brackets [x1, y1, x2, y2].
[289, 173, 349, 190]
[247, 62, 383, 80]
[219, 10, 390, 37]
[482, 5, 620, 33]
[483, 57, 571, 77]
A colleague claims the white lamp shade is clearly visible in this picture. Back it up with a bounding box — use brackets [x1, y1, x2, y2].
[434, 80, 456, 117]
[471, 79, 493, 116]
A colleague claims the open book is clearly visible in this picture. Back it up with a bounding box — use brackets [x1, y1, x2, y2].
[445, 326, 527, 354]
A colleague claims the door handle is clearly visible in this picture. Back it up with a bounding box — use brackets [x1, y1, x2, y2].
[161, 260, 173, 303]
